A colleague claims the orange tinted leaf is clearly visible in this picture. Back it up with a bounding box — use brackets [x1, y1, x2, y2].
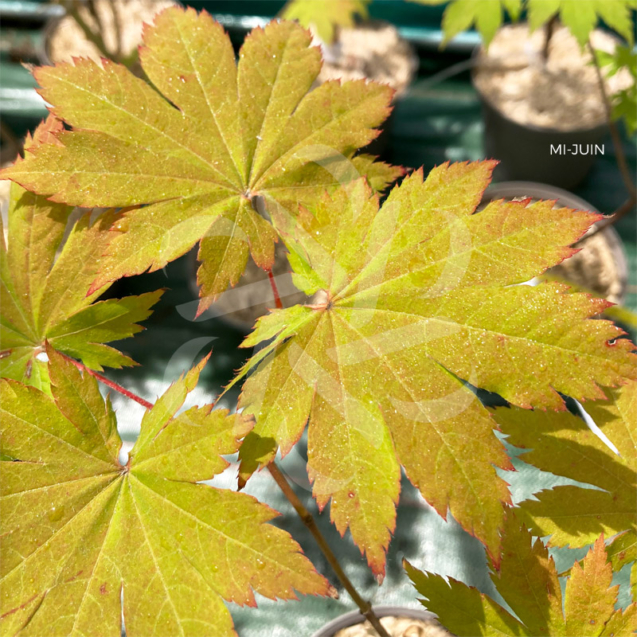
[235, 161, 635, 574]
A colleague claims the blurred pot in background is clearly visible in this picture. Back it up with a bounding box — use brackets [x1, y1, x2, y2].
[312, 606, 449, 637]
[483, 182, 628, 308]
[44, 0, 175, 71]
[472, 25, 632, 189]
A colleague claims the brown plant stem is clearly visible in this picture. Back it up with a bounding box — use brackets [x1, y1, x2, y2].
[267, 270, 283, 310]
[542, 15, 558, 62]
[107, 0, 124, 63]
[58, 351, 154, 410]
[575, 196, 636, 243]
[588, 40, 637, 200]
[267, 463, 391, 637]
[59, 352, 388, 635]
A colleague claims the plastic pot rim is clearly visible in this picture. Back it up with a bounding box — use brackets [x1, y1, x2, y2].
[310, 605, 438, 637]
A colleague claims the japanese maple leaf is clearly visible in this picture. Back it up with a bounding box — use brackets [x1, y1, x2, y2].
[406, 510, 636, 636]
[527, 0, 636, 48]
[0, 7, 400, 314]
[494, 379, 637, 548]
[0, 348, 329, 637]
[411, 0, 523, 48]
[228, 160, 636, 579]
[606, 530, 637, 601]
[0, 118, 160, 393]
[281, 0, 371, 43]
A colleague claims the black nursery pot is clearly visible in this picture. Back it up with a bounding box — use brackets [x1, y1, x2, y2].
[472, 64, 608, 190]
[311, 606, 439, 637]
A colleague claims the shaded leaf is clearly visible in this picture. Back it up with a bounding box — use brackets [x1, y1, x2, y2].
[0, 8, 396, 313]
[0, 121, 161, 391]
[597, 45, 637, 136]
[412, 0, 523, 48]
[527, 0, 636, 48]
[0, 351, 328, 637]
[232, 161, 636, 576]
[494, 380, 637, 547]
[281, 0, 371, 43]
[406, 510, 633, 636]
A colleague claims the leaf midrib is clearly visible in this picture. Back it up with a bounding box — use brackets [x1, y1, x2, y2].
[47, 73, 239, 191]
[130, 473, 318, 584]
[172, 14, 245, 189]
[337, 305, 624, 368]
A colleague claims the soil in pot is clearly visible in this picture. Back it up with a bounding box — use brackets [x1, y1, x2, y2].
[472, 25, 633, 187]
[474, 25, 630, 132]
[45, 0, 174, 67]
[317, 20, 417, 98]
[334, 615, 450, 637]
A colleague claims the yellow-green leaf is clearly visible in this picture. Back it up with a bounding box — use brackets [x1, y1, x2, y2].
[0, 8, 396, 313]
[527, 0, 636, 48]
[0, 351, 329, 636]
[407, 511, 634, 636]
[281, 0, 371, 43]
[494, 380, 637, 547]
[413, 0, 523, 48]
[0, 121, 162, 391]
[234, 161, 636, 576]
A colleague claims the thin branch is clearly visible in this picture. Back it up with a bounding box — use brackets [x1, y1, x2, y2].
[0, 121, 22, 161]
[267, 270, 283, 310]
[575, 196, 636, 243]
[63, 0, 111, 60]
[542, 15, 558, 62]
[267, 463, 391, 637]
[107, 0, 123, 63]
[58, 352, 154, 410]
[588, 40, 637, 199]
[86, 0, 105, 40]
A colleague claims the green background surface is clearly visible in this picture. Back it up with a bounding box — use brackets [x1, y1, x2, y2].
[0, 2, 635, 635]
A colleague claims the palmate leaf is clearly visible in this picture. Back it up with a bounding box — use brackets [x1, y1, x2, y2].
[597, 45, 637, 136]
[0, 7, 399, 314]
[406, 510, 636, 636]
[493, 379, 637, 548]
[230, 160, 637, 578]
[411, 0, 523, 48]
[0, 120, 160, 392]
[527, 0, 637, 48]
[281, 0, 371, 43]
[0, 348, 328, 637]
